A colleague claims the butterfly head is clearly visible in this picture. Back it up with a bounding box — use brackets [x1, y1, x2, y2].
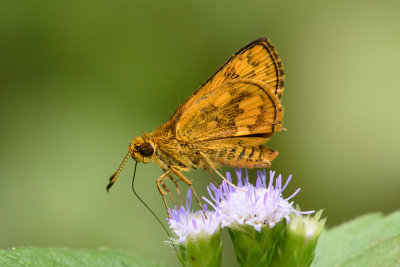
[106, 134, 155, 191]
[129, 135, 155, 164]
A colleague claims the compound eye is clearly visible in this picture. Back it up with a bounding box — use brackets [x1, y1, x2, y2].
[139, 142, 154, 156]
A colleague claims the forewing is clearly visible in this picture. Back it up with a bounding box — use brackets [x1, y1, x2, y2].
[202, 37, 285, 99]
[175, 79, 283, 142]
[154, 37, 284, 140]
[182, 38, 284, 111]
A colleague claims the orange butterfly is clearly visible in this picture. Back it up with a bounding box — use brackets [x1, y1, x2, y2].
[108, 37, 284, 216]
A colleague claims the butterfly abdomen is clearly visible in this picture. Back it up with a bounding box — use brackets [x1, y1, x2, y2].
[213, 145, 278, 168]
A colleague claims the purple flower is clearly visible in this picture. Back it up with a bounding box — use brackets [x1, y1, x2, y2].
[204, 169, 314, 232]
[167, 189, 222, 243]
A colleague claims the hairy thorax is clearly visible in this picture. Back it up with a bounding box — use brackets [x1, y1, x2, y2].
[129, 130, 202, 172]
[153, 135, 202, 171]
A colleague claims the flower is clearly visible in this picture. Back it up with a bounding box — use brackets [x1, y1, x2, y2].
[167, 189, 222, 243]
[271, 210, 326, 267]
[287, 209, 326, 242]
[166, 189, 223, 267]
[165, 169, 322, 267]
[204, 169, 314, 231]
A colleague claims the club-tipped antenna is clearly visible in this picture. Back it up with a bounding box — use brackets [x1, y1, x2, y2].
[107, 152, 130, 191]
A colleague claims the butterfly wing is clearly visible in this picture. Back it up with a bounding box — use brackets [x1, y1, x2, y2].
[175, 79, 283, 142]
[179, 37, 284, 113]
[151, 38, 285, 170]
[155, 37, 284, 142]
[200, 37, 284, 98]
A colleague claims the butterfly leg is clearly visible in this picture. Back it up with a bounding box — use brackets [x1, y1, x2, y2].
[160, 180, 177, 207]
[199, 152, 245, 192]
[205, 166, 220, 187]
[168, 174, 184, 206]
[170, 166, 207, 217]
[156, 169, 172, 218]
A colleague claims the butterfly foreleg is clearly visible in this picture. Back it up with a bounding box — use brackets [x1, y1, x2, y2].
[170, 166, 207, 217]
[168, 174, 184, 206]
[160, 180, 177, 207]
[156, 169, 172, 218]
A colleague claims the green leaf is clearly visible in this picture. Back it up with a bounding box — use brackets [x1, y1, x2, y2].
[312, 211, 400, 267]
[0, 247, 166, 267]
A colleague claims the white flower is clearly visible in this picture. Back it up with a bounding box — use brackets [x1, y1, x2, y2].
[204, 169, 313, 232]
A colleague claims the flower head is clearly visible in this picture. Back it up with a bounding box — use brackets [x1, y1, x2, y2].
[272, 210, 326, 267]
[204, 169, 313, 231]
[287, 209, 326, 241]
[166, 189, 223, 267]
[167, 189, 222, 243]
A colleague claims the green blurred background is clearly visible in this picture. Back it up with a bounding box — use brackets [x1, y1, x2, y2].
[1, 0, 399, 266]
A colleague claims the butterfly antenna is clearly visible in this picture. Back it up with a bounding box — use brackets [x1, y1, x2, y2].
[107, 152, 130, 191]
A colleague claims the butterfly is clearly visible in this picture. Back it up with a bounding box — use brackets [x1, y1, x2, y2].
[107, 37, 285, 216]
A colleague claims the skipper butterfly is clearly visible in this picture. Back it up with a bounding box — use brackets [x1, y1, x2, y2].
[108, 37, 285, 216]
